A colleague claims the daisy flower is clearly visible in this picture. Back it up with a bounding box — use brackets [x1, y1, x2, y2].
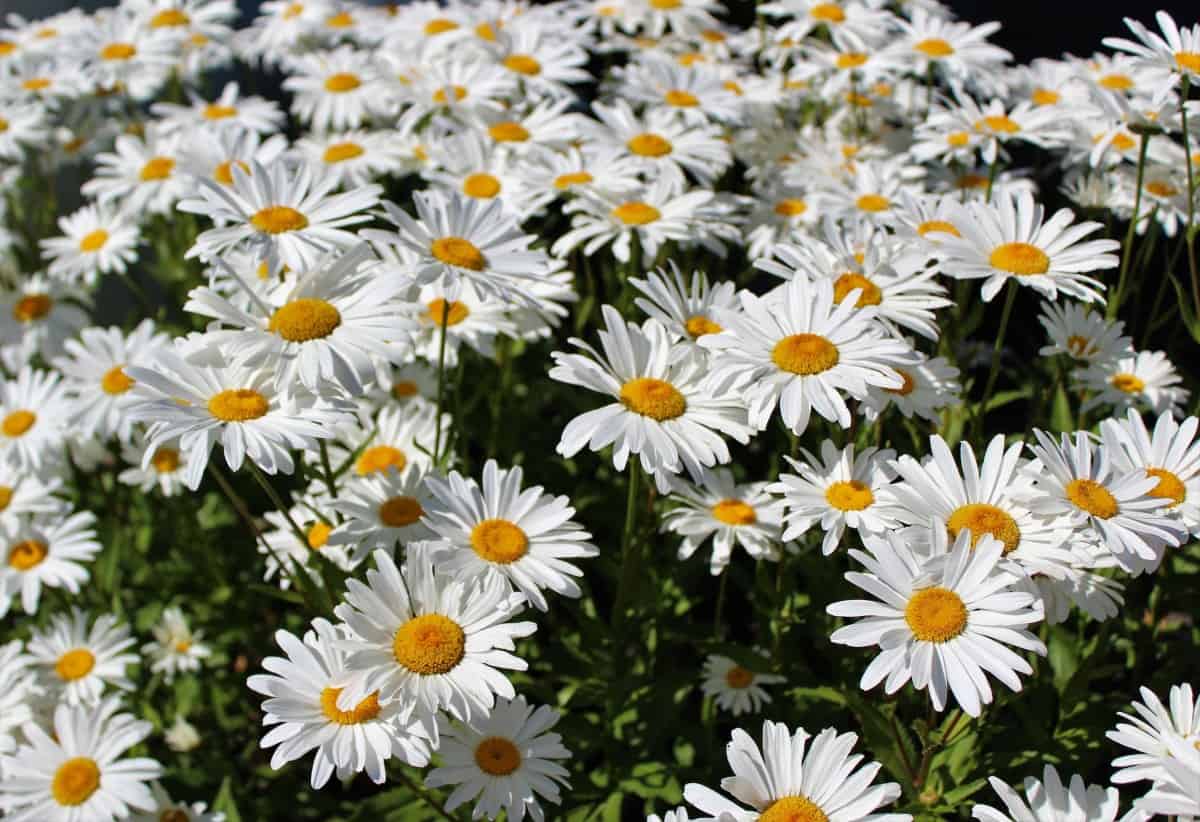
[1037, 301, 1133, 362]
[0, 459, 66, 524]
[613, 56, 744, 125]
[661, 469, 783, 574]
[177, 126, 289, 190]
[817, 158, 923, 226]
[630, 264, 739, 353]
[829, 529, 1046, 716]
[0, 697, 161, 821]
[0, 511, 100, 617]
[1103, 11, 1200, 91]
[369, 360, 438, 407]
[28, 609, 137, 706]
[0, 102, 46, 161]
[769, 441, 904, 556]
[549, 306, 753, 493]
[700, 276, 912, 435]
[762, 0, 892, 50]
[81, 127, 189, 215]
[403, 55, 517, 123]
[860, 350, 960, 423]
[425, 695, 572, 822]
[179, 159, 382, 274]
[40, 202, 140, 286]
[141, 606, 211, 682]
[130, 781, 226, 822]
[971, 766, 1134, 822]
[283, 46, 386, 130]
[1103, 409, 1200, 537]
[118, 435, 190, 497]
[0, 640, 36, 758]
[700, 654, 786, 716]
[0, 274, 90, 368]
[163, 715, 201, 753]
[247, 618, 434, 790]
[151, 80, 284, 136]
[1108, 682, 1200, 787]
[744, 186, 822, 261]
[409, 279, 517, 368]
[295, 130, 406, 188]
[1132, 734, 1200, 819]
[423, 460, 598, 611]
[889, 8, 1009, 82]
[0, 368, 71, 472]
[422, 132, 542, 220]
[334, 546, 536, 722]
[1076, 349, 1189, 418]
[934, 190, 1119, 303]
[341, 402, 443, 479]
[649, 809, 691, 822]
[78, 10, 178, 100]
[1023, 429, 1186, 575]
[682, 720, 908, 821]
[260, 497, 356, 590]
[484, 22, 591, 99]
[126, 345, 351, 490]
[326, 467, 437, 562]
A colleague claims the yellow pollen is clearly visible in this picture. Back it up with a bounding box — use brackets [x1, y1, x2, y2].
[1109, 132, 1136, 152]
[325, 11, 354, 27]
[392, 380, 419, 399]
[202, 103, 237, 120]
[832, 272, 882, 307]
[431, 236, 486, 270]
[772, 333, 839, 375]
[628, 133, 673, 157]
[1099, 73, 1133, 91]
[470, 518, 529, 563]
[1066, 335, 1094, 357]
[701, 29, 726, 42]
[356, 445, 407, 476]
[380, 496, 424, 527]
[685, 315, 722, 338]
[650, 0, 681, 7]
[554, 171, 592, 189]
[1145, 180, 1178, 197]
[1065, 478, 1119, 519]
[758, 795, 830, 822]
[207, 389, 269, 422]
[810, 3, 846, 22]
[22, 77, 51, 91]
[989, 242, 1049, 276]
[918, 220, 960, 238]
[914, 37, 954, 57]
[426, 298, 470, 327]
[423, 18, 459, 35]
[7, 539, 47, 570]
[619, 377, 686, 421]
[725, 665, 753, 688]
[475, 736, 522, 775]
[323, 72, 361, 93]
[251, 206, 309, 234]
[463, 172, 502, 199]
[957, 173, 989, 189]
[1146, 468, 1186, 507]
[612, 202, 661, 225]
[1032, 88, 1061, 106]
[712, 499, 757, 525]
[1175, 52, 1200, 72]
[976, 114, 1020, 134]
[0, 486, 11, 511]
[905, 587, 968, 643]
[151, 447, 180, 474]
[503, 54, 542, 76]
[150, 9, 190, 27]
[101, 366, 134, 395]
[320, 687, 381, 724]
[947, 503, 1020, 554]
[855, 194, 890, 212]
[139, 156, 175, 181]
[51, 757, 100, 807]
[283, 3, 304, 18]
[174, 640, 191, 653]
[322, 141, 364, 163]
[307, 521, 331, 550]
[268, 298, 341, 342]
[2, 410, 36, 437]
[1110, 373, 1145, 394]
[55, 649, 95, 681]
[725, 80, 744, 95]
[100, 42, 136, 61]
[475, 22, 497, 41]
[947, 131, 971, 147]
[0, 41, 15, 56]
[488, 122, 530, 142]
[392, 614, 466, 674]
[664, 89, 699, 107]
[825, 480, 873, 512]
[836, 52, 869, 69]
[213, 159, 249, 185]
[885, 369, 916, 395]
[189, 32, 209, 46]
[432, 84, 467, 104]
[13, 294, 53, 321]
[774, 198, 807, 216]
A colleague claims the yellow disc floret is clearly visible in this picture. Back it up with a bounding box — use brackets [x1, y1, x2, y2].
[101, 366, 134, 395]
[431, 237, 486, 271]
[55, 649, 95, 681]
[825, 480, 874, 512]
[470, 518, 529, 563]
[356, 445, 407, 475]
[392, 614, 466, 674]
[989, 242, 1049, 276]
[758, 795, 830, 822]
[251, 206, 309, 234]
[712, 499, 757, 525]
[905, 586, 968, 643]
[268, 298, 342, 342]
[474, 737, 522, 775]
[611, 202, 661, 225]
[1065, 478, 1119, 519]
[7, 539, 47, 570]
[207, 389, 270, 422]
[619, 377, 686, 421]
[320, 686, 382, 725]
[772, 333, 839, 375]
[51, 757, 100, 807]
[380, 496, 424, 527]
[947, 503, 1021, 554]
[2, 410, 36, 437]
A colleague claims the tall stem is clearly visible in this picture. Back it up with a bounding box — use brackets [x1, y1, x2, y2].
[1181, 75, 1200, 316]
[433, 299, 451, 464]
[394, 768, 461, 822]
[713, 569, 729, 639]
[610, 461, 642, 631]
[317, 441, 338, 499]
[245, 460, 308, 549]
[973, 279, 1018, 439]
[1110, 131, 1151, 318]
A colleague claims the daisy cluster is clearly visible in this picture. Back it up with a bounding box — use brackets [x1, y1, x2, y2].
[0, 0, 1195, 819]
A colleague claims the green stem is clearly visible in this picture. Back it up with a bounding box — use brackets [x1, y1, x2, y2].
[1182, 75, 1200, 316]
[1110, 131, 1151, 318]
[433, 299, 451, 464]
[984, 153, 999, 201]
[394, 768, 461, 822]
[318, 441, 338, 499]
[973, 279, 1018, 439]
[611, 461, 642, 630]
[713, 569, 729, 639]
[245, 460, 308, 549]
[887, 709, 918, 784]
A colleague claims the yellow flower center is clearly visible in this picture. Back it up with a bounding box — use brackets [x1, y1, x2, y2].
[139, 156, 175, 181]
[725, 665, 753, 688]
[380, 495, 424, 527]
[0, 41, 15, 56]
[758, 795, 830, 822]
[322, 142, 364, 163]
[627, 133, 673, 157]
[772, 333, 839, 375]
[832, 272, 882, 307]
[202, 103, 237, 120]
[885, 368, 916, 396]
[976, 115, 1020, 134]
[905, 586, 968, 643]
[0, 486, 11, 511]
[151, 447, 180, 474]
[283, 3, 304, 19]
[1175, 52, 1200, 72]
[250, 206, 309, 234]
[855, 194, 890, 212]
[1146, 468, 1186, 507]
[619, 377, 686, 421]
[470, 518, 529, 563]
[2, 410, 36, 437]
[392, 614, 466, 674]
[324, 72, 361, 93]
[431, 236, 486, 270]
[914, 37, 954, 57]
[774, 198, 807, 217]
[810, 3, 845, 22]
[13, 294, 53, 321]
[1110, 373, 1145, 394]
[424, 18, 459, 35]
[55, 648, 95, 681]
[947, 503, 1021, 554]
[174, 640, 191, 653]
[101, 366, 134, 395]
[503, 54, 542, 76]
[612, 202, 661, 225]
[474, 737, 522, 775]
[307, 521, 331, 550]
[957, 173, 989, 190]
[51, 757, 100, 807]
[101, 42, 137, 61]
[1065, 478, 1119, 519]
[268, 298, 342, 342]
[426, 298, 470, 327]
[554, 171, 593, 189]
[946, 131, 971, 147]
[75, 226, 111, 253]
[1032, 88, 1061, 106]
[22, 77, 51, 91]
[711, 499, 757, 525]
[917, 220, 959, 238]
[207, 389, 269, 422]
[319, 687, 382, 724]
[213, 159, 249, 185]
[150, 8, 190, 27]
[1110, 132, 1137, 152]
[1145, 180, 1178, 197]
[989, 242, 1049, 276]
[325, 11, 354, 27]
[685, 315, 722, 338]
[1066, 334, 1094, 357]
[463, 172, 502, 199]
[393, 380, 419, 399]
[664, 89, 699, 107]
[488, 122, 530, 142]
[432, 84, 468, 104]
[356, 445, 407, 475]
[825, 480, 873, 512]
[7, 539, 47, 570]
[475, 22, 498, 41]
[836, 52, 869, 69]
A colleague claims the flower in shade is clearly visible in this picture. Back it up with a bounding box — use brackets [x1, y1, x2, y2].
[971, 765, 1139, 822]
[661, 468, 783, 574]
[0, 511, 100, 618]
[28, 609, 137, 706]
[1076, 349, 1189, 418]
[700, 654, 785, 716]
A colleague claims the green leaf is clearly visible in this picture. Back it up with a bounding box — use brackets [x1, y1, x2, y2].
[1050, 383, 1073, 432]
[212, 776, 243, 822]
